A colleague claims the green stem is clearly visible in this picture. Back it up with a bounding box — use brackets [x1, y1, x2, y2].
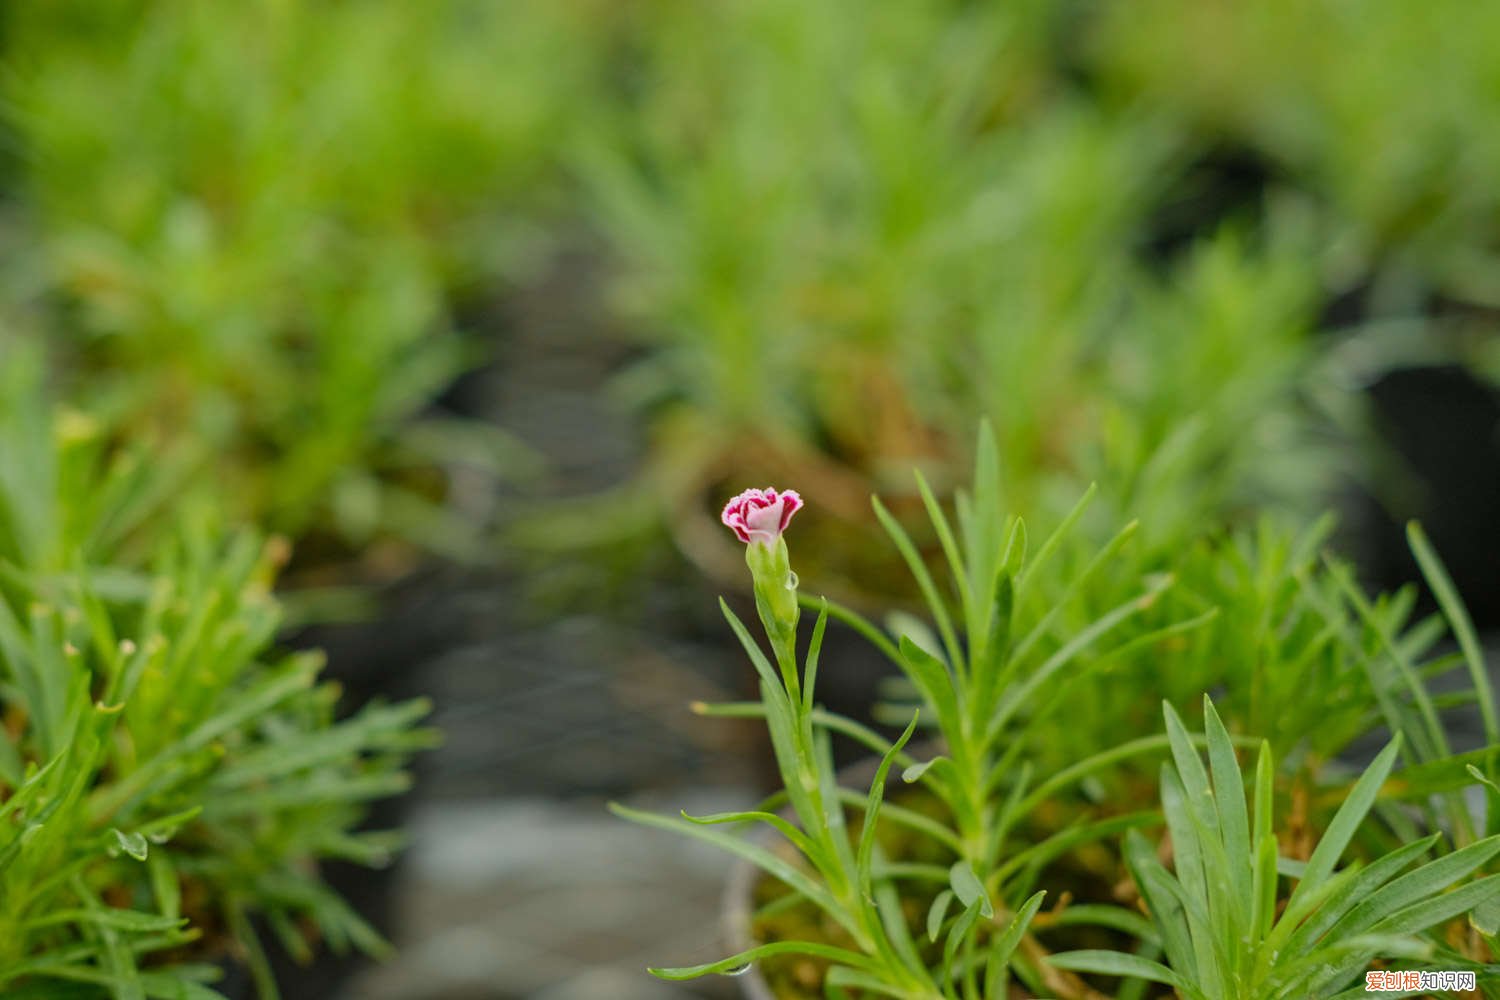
[767, 599, 938, 995]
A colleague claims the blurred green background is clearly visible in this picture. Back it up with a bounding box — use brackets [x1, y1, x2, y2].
[1, 1, 1498, 997]
[7, 0, 1500, 584]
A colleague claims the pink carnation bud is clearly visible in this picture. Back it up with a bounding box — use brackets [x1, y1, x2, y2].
[721, 487, 803, 546]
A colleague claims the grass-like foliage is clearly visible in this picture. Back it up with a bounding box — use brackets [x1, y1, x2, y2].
[619, 429, 1214, 999]
[620, 423, 1500, 999]
[0, 355, 438, 998]
[581, 0, 1332, 558]
[2, 0, 588, 552]
[1051, 697, 1500, 999]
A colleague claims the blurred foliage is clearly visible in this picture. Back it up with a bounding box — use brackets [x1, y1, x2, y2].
[1, 0, 608, 558]
[568, 0, 1372, 598]
[0, 347, 436, 998]
[658, 431, 1500, 998]
[5, 0, 1499, 592]
[1093, 0, 1500, 315]
[0, 0, 1496, 992]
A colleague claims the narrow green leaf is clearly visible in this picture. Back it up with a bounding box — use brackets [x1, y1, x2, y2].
[1338, 839, 1500, 947]
[1044, 904, 1160, 942]
[24, 909, 184, 933]
[1047, 950, 1208, 1000]
[833, 789, 964, 854]
[857, 713, 920, 902]
[1327, 560, 1448, 764]
[1016, 483, 1097, 592]
[1470, 895, 1500, 936]
[1163, 702, 1218, 838]
[998, 518, 1027, 580]
[1011, 517, 1139, 667]
[1365, 866, 1500, 937]
[720, 599, 783, 695]
[1264, 932, 1431, 998]
[1284, 737, 1401, 916]
[927, 890, 955, 942]
[913, 469, 970, 628]
[680, 809, 816, 861]
[1280, 834, 1440, 956]
[897, 636, 961, 738]
[803, 601, 829, 714]
[873, 880, 926, 980]
[1250, 742, 1277, 942]
[988, 573, 1171, 742]
[648, 940, 880, 980]
[989, 890, 1046, 969]
[1467, 763, 1500, 797]
[948, 861, 992, 919]
[873, 495, 963, 673]
[1408, 521, 1499, 744]
[823, 965, 916, 998]
[970, 572, 1013, 730]
[901, 758, 939, 783]
[1158, 765, 1225, 988]
[148, 852, 181, 923]
[1203, 697, 1251, 923]
[1124, 828, 1197, 978]
[609, 803, 853, 939]
[939, 901, 983, 988]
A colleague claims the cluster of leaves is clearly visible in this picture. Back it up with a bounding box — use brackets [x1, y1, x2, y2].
[1094, 0, 1500, 327]
[624, 428, 1499, 998]
[1052, 699, 1499, 999]
[573, 0, 1345, 584]
[11, 0, 1493, 592]
[0, 352, 437, 998]
[0, 0, 603, 552]
[416, 0, 1500, 624]
[12, 0, 1488, 600]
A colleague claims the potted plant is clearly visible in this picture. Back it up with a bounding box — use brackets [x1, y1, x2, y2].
[615, 425, 1499, 998]
[0, 354, 436, 999]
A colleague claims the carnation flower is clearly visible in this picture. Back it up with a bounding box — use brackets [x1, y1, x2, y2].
[720, 487, 803, 547]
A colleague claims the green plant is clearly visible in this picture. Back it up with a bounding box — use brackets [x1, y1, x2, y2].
[1092, 0, 1500, 315]
[617, 426, 1498, 999]
[615, 436, 1216, 998]
[1050, 697, 1500, 999]
[574, 0, 1341, 601]
[2, 0, 596, 555]
[615, 480, 1056, 1000]
[1089, 0, 1500, 440]
[0, 350, 437, 998]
